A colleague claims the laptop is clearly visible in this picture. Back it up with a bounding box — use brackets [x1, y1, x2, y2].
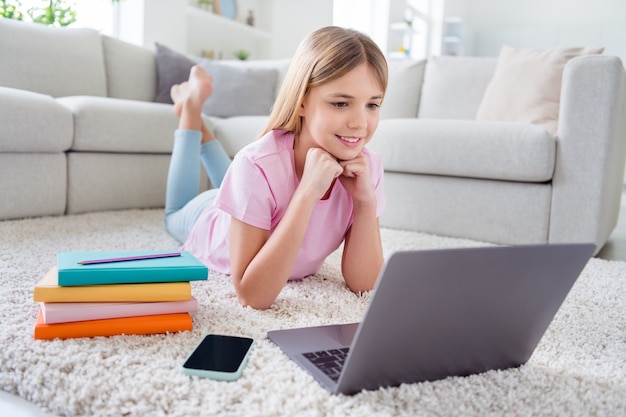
[268, 243, 595, 395]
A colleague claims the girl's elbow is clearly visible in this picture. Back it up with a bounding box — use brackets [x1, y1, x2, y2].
[343, 267, 381, 293]
[233, 279, 274, 310]
[346, 280, 376, 294]
[343, 270, 377, 293]
[236, 293, 273, 310]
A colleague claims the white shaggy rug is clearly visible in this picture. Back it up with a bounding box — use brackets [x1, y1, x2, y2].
[0, 209, 624, 417]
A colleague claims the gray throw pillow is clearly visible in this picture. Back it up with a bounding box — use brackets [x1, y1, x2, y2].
[154, 43, 197, 104]
[198, 59, 278, 117]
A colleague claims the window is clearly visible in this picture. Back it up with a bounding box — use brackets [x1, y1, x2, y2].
[333, 0, 443, 60]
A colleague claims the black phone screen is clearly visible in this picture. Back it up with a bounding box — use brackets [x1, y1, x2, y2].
[183, 334, 254, 372]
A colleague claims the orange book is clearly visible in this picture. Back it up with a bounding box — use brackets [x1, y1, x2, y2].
[33, 309, 192, 340]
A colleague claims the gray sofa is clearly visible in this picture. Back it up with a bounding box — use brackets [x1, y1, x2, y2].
[1, 18, 625, 254]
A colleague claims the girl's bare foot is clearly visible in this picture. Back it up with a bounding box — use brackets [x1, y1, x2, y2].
[171, 66, 216, 142]
[171, 66, 213, 118]
[171, 82, 187, 118]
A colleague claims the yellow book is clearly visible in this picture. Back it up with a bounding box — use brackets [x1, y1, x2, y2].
[33, 267, 192, 303]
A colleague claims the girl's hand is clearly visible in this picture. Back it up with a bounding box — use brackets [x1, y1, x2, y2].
[338, 153, 375, 206]
[300, 147, 343, 201]
[339, 152, 382, 293]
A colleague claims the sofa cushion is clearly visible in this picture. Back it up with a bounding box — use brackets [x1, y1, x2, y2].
[153, 43, 289, 116]
[67, 153, 171, 214]
[381, 172, 552, 245]
[211, 59, 291, 101]
[208, 115, 269, 157]
[103, 35, 157, 102]
[418, 56, 496, 120]
[0, 19, 107, 98]
[369, 119, 556, 182]
[154, 42, 197, 104]
[0, 153, 67, 219]
[0, 87, 73, 152]
[198, 59, 278, 117]
[476, 45, 604, 136]
[380, 59, 426, 119]
[58, 96, 178, 153]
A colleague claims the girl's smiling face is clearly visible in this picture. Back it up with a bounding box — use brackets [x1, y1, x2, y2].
[297, 63, 384, 162]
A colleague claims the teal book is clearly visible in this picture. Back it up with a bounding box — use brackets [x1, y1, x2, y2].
[57, 251, 208, 286]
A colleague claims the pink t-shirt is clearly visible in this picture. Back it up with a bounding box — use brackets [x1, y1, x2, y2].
[182, 130, 386, 280]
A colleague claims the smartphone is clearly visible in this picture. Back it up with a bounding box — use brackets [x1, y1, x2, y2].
[181, 334, 255, 381]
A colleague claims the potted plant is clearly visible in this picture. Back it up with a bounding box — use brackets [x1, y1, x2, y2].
[233, 49, 250, 60]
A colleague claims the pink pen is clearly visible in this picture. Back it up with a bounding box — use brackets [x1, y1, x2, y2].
[77, 252, 181, 265]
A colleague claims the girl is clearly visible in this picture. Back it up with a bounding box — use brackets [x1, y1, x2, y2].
[165, 26, 388, 309]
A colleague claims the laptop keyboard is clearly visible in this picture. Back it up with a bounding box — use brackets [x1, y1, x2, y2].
[302, 347, 350, 382]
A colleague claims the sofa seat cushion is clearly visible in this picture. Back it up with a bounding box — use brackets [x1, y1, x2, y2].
[0, 19, 107, 98]
[208, 115, 269, 157]
[0, 153, 67, 219]
[66, 152, 172, 214]
[57, 96, 179, 153]
[0, 87, 73, 152]
[370, 119, 556, 182]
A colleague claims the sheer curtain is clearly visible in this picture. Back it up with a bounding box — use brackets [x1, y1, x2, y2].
[332, 0, 390, 54]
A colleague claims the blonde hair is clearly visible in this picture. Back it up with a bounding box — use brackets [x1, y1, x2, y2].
[261, 26, 388, 137]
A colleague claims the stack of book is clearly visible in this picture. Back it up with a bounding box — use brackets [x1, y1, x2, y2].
[33, 251, 208, 340]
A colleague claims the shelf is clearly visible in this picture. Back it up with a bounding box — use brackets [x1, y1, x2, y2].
[390, 21, 418, 33]
[441, 16, 464, 56]
[187, 6, 271, 40]
[387, 51, 411, 60]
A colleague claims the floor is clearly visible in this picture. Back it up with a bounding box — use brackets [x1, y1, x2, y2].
[596, 190, 626, 262]
[1, 194, 625, 417]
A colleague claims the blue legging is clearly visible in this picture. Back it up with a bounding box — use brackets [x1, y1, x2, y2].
[164, 129, 231, 243]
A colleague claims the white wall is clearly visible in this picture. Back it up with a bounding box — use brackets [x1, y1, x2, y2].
[117, 0, 188, 52]
[444, 0, 626, 63]
[266, 0, 334, 58]
[116, 0, 626, 64]
[114, 0, 333, 59]
[144, 0, 188, 52]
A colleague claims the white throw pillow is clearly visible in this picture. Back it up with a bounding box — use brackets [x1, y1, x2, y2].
[476, 45, 604, 136]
